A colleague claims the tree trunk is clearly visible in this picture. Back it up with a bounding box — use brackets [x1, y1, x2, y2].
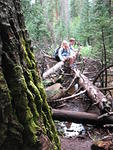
[52, 109, 113, 125]
[43, 61, 64, 79]
[0, 0, 60, 150]
[55, 0, 58, 20]
[73, 69, 109, 112]
[101, 28, 107, 90]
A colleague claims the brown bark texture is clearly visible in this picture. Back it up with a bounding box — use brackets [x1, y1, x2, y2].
[52, 109, 113, 125]
[73, 68, 110, 112]
[43, 61, 64, 79]
[43, 60, 111, 112]
[0, 0, 60, 150]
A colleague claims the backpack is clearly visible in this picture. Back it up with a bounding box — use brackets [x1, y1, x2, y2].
[54, 47, 61, 61]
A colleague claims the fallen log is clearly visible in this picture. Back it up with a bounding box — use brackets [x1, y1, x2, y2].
[99, 87, 113, 91]
[43, 60, 111, 112]
[73, 68, 110, 112]
[49, 90, 86, 103]
[43, 61, 64, 79]
[52, 109, 113, 125]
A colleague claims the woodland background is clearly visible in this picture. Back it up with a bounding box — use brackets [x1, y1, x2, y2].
[22, 0, 113, 63]
[0, 1, 113, 149]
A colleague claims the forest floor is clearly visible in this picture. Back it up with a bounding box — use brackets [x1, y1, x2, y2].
[59, 99, 93, 150]
[36, 51, 113, 150]
[58, 99, 112, 150]
[60, 137, 92, 150]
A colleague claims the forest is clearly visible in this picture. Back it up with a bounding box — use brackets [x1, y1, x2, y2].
[0, 0, 113, 150]
[22, 0, 113, 60]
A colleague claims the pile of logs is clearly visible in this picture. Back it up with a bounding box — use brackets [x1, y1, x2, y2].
[41, 54, 113, 126]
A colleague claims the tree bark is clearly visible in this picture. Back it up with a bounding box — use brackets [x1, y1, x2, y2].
[101, 28, 107, 90]
[43, 61, 64, 79]
[73, 69, 109, 112]
[0, 0, 60, 150]
[52, 109, 113, 125]
[43, 60, 110, 112]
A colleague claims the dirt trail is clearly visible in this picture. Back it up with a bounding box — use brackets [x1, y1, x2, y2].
[61, 137, 93, 150]
[57, 99, 94, 150]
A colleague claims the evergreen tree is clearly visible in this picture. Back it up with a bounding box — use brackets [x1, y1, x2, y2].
[90, 0, 113, 62]
[22, 0, 50, 49]
[79, 0, 92, 45]
[0, 0, 60, 149]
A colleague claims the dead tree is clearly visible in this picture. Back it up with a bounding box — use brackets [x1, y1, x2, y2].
[52, 109, 113, 125]
[73, 68, 110, 112]
[43, 61, 64, 79]
[43, 61, 111, 112]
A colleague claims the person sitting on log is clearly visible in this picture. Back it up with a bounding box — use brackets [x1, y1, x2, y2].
[69, 38, 76, 53]
[57, 40, 77, 68]
[69, 38, 78, 66]
[58, 40, 71, 61]
[69, 38, 82, 66]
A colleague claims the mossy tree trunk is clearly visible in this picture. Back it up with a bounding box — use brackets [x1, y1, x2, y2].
[0, 0, 60, 150]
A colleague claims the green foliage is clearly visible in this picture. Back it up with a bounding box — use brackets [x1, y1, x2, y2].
[70, 0, 80, 18]
[22, 0, 50, 41]
[69, 16, 80, 41]
[70, 0, 113, 63]
[21, 0, 113, 62]
[81, 46, 93, 57]
[89, 0, 113, 63]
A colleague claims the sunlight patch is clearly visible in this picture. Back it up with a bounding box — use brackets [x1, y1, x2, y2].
[31, 0, 35, 4]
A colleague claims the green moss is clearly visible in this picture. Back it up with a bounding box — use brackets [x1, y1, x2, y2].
[24, 120, 38, 144]
[28, 80, 43, 112]
[2, 32, 61, 149]
[30, 70, 61, 149]
[20, 37, 36, 69]
[31, 70, 47, 100]
[27, 89, 39, 122]
[24, 68, 33, 82]
[10, 63, 60, 149]
[31, 60, 36, 68]
[3, 64, 40, 145]
[42, 111, 59, 150]
[42, 112, 54, 140]
[25, 43, 35, 62]
[21, 37, 33, 69]
[43, 102, 61, 148]
[29, 69, 61, 149]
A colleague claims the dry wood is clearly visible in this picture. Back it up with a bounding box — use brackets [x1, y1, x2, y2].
[43, 59, 111, 112]
[49, 90, 86, 103]
[65, 75, 77, 92]
[52, 109, 113, 125]
[73, 68, 109, 111]
[98, 112, 113, 119]
[99, 87, 113, 91]
[41, 50, 56, 60]
[43, 61, 64, 79]
[52, 109, 98, 124]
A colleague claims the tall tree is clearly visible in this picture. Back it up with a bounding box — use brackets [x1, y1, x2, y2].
[90, 0, 113, 87]
[0, 0, 60, 149]
[70, 0, 92, 45]
[22, 0, 50, 50]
